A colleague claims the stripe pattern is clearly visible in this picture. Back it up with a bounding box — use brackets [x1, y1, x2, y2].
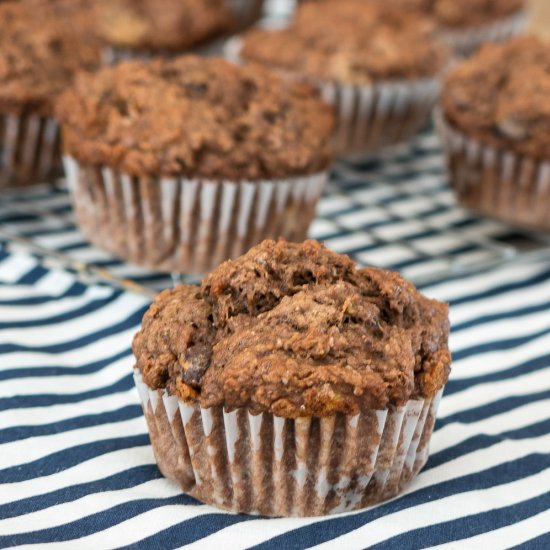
[1, 128, 550, 548]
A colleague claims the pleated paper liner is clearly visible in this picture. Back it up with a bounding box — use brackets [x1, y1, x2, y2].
[134, 370, 444, 517]
[441, 11, 528, 57]
[102, 39, 227, 66]
[436, 111, 550, 233]
[102, 0, 265, 65]
[0, 113, 61, 188]
[318, 78, 440, 159]
[224, 37, 441, 159]
[63, 156, 327, 274]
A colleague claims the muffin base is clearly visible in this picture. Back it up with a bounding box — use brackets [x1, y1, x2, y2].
[318, 78, 440, 159]
[436, 112, 550, 232]
[134, 370, 443, 517]
[441, 11, 527, 57]
[63, 156, 326, 274]
[102, 40, 225, 65]
[1, 113, 60, 188]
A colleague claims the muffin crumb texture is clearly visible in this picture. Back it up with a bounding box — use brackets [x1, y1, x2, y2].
[56, 56, 333, 180]
[240, 0, 447, 83]
[133, 240, 451, 417]
[0, 0, 100, 115]
[382, 0, 524, 28]
[302, 0, 524, 28]
[442, 36, 550, 158]
[96, 0, 233, 51]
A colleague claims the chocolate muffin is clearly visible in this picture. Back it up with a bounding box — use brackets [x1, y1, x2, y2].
[235, 0, 449, 157]
[0, 1, 100, 187]
[132, 239, 452, 516]
[438, 36, 550, 231]
[57, 57, 333, 273]
[98, 0, 265, 64]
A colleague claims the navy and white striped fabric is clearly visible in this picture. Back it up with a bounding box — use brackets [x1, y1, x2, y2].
[1, 128, 550, 548]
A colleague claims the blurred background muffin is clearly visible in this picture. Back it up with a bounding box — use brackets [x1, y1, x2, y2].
[530, 0, 550, 37]
[57, 56, 333, 274]
[437, 36, 550, 231]
[0, 0, 101, 188]
[299, 0, 527, 56]
[406, 0, 528, 56]
[236, 0, 449, 158]
[98, 0, 265, 64]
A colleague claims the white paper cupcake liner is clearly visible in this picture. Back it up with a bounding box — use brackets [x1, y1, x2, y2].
[134, 370, 443, 516]
[436, 111, 550, 232]
[0, 113, 60, 188]
[317, 78, 440, 159]
[102, 40, 226, 65]
[225, 37, 441, 158]
[63, 156, 327, 274]
[441, 11, 528, 57]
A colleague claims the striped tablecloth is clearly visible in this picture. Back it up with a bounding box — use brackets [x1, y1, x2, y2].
[1, 130, 550, 548]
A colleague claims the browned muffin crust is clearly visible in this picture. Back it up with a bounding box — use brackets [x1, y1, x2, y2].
[301, 0, 525, 29]
[442, 37, 550, 159]
[96, 0, 233, 52]
[240, 0, 448, 84]
[56, 56, 334, 180]
[383, 0, 525, 28]
[0, 1, 101, 115]
[133, 240, 451, 417]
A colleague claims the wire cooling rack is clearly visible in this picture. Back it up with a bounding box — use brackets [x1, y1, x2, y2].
[1, 130, 550, 297]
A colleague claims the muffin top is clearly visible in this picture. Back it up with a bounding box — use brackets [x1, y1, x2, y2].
[0, 1, 101, 115]
[56, 56, 334, 180]
[385, 0, 525, 28]
[442, 37, 550, 158]
[133, 240, 451, 417]
[240, 0, 448, 84]
[301, 0, 525, 28]
[97, 0, 233, 51]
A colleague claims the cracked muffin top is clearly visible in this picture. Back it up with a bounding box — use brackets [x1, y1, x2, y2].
[239, 0, 448, 84]
[0, 1, 101, 115]
[56, 56, 334, 180]
[133, 240, 451, 417]
[96, 0, 234, 52]
[441, 37, 550, 159]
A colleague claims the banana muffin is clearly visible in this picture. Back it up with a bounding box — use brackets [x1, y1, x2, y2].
[132, 239, 452, 516]
[438, 36, 550, 231]
[56, 57, 333, 273]
[0, 1, 100, 187]
[236, 0, 448, 156]
[299, 0, 527, 55]
[392, 0, 524, 27]
[98, 0, 264, 64]
[390, 0, 527, 55]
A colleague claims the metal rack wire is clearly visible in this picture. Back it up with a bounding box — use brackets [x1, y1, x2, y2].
[1, 131, 550, 295]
